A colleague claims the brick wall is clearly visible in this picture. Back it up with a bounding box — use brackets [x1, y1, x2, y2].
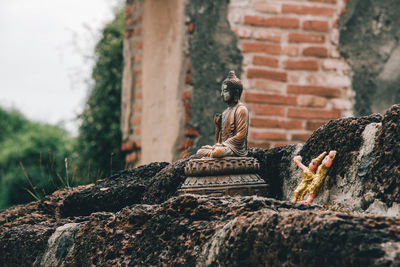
[121, 0, 144, 166]
[121, 0, 355, 166]
[228, 0, 353, 148]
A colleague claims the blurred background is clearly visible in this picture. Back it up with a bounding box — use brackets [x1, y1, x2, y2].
[0, 0, 124, 209]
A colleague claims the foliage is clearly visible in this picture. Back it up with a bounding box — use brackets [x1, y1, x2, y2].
[0, 107, 73, 209]
[75, 7, 125, 179]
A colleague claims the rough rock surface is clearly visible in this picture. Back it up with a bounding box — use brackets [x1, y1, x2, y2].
[248, 145, 298, 200]
[1, 105, 400, 266]
[340, 0, 400, 115]
[0, 186, 88, 266]
[61, 162, 169, 217]
[367, 105, 400, 205]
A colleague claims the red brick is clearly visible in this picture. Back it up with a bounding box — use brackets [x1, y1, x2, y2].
[248, 104, 285, 116]
[185, 73, 192, 84]
[273, 142, 298, 148]
[135, 104, 142, 112]
[250, 118, 303, 129]
[288, 33, 325, 43]
[248, 141, 271, 149]
[125, 5, 134, 17]
[287, 85, 341, 98]
[135, 92, 142, 100]
[242, 42, 282, 54]
[126, 152, 138, 163]
[245, 92, 297, 105]
[126, 18, 135, 27]
[184, 102, 191, 114]
[250, 79, 285, 93]
[121, 140, 137, 151]
[242, 42, 297, 56]
[181, 91, 191, 101]
[292, 132, 312, 142]
[297, 95, 327, 107]
[235, 27, 252, 39]
[288, 108, 340, 119]
[253, 55, 279, 68]
[244, 15, 299, 29]
[284, 59, 319, 71]
[253, 29, 281, 42]
[134, 140, 142, 149]
[282, 4, 335, 16]
[188, 22, 194, 33]
[306, 120, 326, 131]
[135, 55, 142, 63]
[308, 0, 337, 3]
[135, 128, 141, 135]
[124, 31, 134, 39]
[135, 69, 142, 76]
[179, 138, 193, 149]
[250, 131, 288, 141]
[135, 27, 142, 35]
[340, 7, 347, 16]
[283, 46, 299, 56]
[253, 2, 281, 14]
[303, 20, 330, 32]
[322, 59, 349, 71]
[303, 46, 328, 57]
[247, 68, 287, 82]
[184, 127, 199, 137]
[136, 41, 143, 49]
[133, 116, 141, 125]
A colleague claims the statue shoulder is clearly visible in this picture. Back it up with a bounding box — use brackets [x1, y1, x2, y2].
[236, 102, 249, 116]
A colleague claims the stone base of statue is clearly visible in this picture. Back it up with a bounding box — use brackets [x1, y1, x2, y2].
[179, 157, 268, 197]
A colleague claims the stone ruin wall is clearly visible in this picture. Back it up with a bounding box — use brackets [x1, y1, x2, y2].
[121, 0, 355, 166]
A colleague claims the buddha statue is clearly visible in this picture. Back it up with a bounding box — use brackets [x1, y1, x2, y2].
[196, 70, 249, 158]
[180, 70, 267, 197]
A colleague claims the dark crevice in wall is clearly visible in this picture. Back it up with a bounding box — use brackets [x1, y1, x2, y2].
[339, 0, 400, 116]
[186, 0, 242, 153]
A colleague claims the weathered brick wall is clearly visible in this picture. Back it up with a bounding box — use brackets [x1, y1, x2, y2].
[121, 0, 355, 165]
[121, 0, 144, 166]
[228, 0, 353, 148]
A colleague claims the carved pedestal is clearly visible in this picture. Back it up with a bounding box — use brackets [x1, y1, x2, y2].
[179, 157, 268, 197]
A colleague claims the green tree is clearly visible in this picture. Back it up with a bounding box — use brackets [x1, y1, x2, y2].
[0, 107, 72, 209]
[75, 7, 125, 179]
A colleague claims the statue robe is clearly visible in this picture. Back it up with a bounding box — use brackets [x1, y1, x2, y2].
[216, 101, 249, 157]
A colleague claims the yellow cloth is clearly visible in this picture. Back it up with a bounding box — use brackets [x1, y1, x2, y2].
[307, 163, 329, 195]
[292, 167, 314, 202]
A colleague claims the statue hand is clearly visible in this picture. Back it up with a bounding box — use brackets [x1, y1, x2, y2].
[293, 156, 302, 163]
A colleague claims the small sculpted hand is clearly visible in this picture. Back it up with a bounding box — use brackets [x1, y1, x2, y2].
[323, 150, 336, 167]
[293, 156, 302, 163]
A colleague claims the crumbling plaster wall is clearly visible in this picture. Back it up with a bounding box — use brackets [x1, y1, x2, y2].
[340, 0, 400, 115]
[141, 0, 186, 164]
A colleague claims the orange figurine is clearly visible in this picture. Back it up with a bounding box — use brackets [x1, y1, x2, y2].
[292, 151, 336, 204]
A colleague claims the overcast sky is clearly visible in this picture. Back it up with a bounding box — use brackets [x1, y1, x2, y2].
[0, 0, 122, 135]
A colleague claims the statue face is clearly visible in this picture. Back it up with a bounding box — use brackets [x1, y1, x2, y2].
[221, 83, 234, 104]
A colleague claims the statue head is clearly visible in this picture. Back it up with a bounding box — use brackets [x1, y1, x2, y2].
[221, 70, 243, 105]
